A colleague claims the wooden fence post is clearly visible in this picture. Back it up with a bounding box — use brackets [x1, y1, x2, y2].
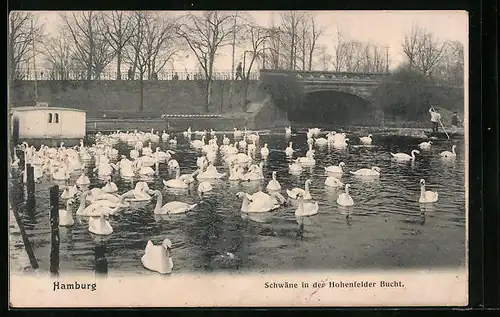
[49, 185, 60, 276]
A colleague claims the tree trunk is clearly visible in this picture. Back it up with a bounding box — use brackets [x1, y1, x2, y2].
[205, 79, 212, 112]
[116, 50, 122, 80]
[139, 74, 144, 111]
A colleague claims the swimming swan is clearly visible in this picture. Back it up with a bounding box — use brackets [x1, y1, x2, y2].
[287, 179, 312, 200]
[260, 144, 270, 158]
[418, 141, 433, 149]
[285, 142, 294, 157]
[440, 145, 457, 159]
[236, 191, 280, 213]
[325, 176, 344, 187]
[198, 181, 213, 195]
[88, 214, 113, 235]
[141, 239, 173, 274]
[61, 185, 80, 200]
[101, 176, 118, 193]
[391, 149, 420, 161]
[266, 171, 282, 191]
[79, 194, 127, 216]
[419, 179, 439, 203]
[59, 198, 75, 226]
[359, 134, 373, 145]
[336, 184, 354, 206]
[350, 166, 381, 177]
[294, 192, 319, 217]
[151, 190, 197, 215]
[325, 162, 345, 174]
[163, 168, 189, 189]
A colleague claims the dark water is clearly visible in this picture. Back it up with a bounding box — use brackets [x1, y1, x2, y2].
[9, 131, 467, 274]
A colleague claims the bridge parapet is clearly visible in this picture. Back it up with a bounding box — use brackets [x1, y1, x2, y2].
[260, 69, 389, 82]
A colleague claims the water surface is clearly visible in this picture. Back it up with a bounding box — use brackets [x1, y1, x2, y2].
[9, 131, 466, 274]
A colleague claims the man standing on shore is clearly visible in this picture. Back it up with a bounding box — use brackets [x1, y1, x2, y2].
[451, 111, 460, 133]
[429, 107, 441, 133]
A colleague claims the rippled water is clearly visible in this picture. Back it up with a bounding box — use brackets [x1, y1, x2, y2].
[9, 131, 467, 274]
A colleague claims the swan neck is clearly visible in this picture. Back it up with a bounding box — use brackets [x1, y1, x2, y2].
[155, 192, 163, 212]
[241, 196, 249, 212]
[345, 186, 350, 196]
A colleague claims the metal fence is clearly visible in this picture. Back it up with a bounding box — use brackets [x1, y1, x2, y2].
[12, 68, 260, 81]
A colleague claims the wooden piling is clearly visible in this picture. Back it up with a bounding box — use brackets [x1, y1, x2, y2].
[94, 244, 108, 274]
[26, 164, 35, 198]
[10, 202, 39, 270]
[49, 185, 60, 276]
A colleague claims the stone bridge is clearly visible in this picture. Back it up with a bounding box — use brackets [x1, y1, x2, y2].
[259, 69, 389, 100]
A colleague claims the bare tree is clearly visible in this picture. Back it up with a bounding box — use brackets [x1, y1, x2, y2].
[102, 11, 135, 80]
[331, 28, 349, 72]
[433, 40, 464, 86]
[8, 12, 43, 82]
[279, 12, 306, 70]
[61, 11, 114, 80]
[306, 16, 324, 71]
[402, 24, 446, 77]
[240, 22, 270, 99]
[41, 33, 74, 80]
[178, 11, 234, 112]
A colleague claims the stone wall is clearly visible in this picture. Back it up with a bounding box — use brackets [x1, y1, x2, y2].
[9, 80, 260, 117]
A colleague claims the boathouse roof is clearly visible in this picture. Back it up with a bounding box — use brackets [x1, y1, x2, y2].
[11, 106, 86, 113]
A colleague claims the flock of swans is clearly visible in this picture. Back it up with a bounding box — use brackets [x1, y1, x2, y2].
[9, 126, 459, 274]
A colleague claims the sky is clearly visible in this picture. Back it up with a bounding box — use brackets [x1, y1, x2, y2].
[32, 10, 468, 73]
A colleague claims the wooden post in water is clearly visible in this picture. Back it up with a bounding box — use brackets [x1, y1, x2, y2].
[10, 203, 39, 270]
[94, 244, 108, 275]
[49, 185, 60, 276]
[26, 164, 35, 198]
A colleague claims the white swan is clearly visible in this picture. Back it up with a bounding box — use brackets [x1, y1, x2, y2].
[285, 126, 292, 135]
[141, 239, 173, 274]
[297, 155, 316, 167]
[359, 134, 373, 145]
[287, 179, 312, 200]
[163, 168, 189, 189]
[61, 185, 80, 200]
[440, 145, 457, 159]
[101, 176, 118, 193]
[88, 214, 113, 235]
[59, 198, 75, 226]
[314, 137, 329, 147]
[289, 159, 303, 172]
[198, 181, 213, 195]
[236, 191, 280, 213]
[325, 162, 345, 174]
[284, 142, 294, 157]
[123, 182, 152, 201]
[419, 179, 439, 203]
[191, 136, 206, 149]
[197, 164, 226, 180]
[266, 171, 281, 191]
[337, 184, 354, 206]
[294, 193, 319, 217]
[151, 190, 197, 215]
[233, 128, 243, 138]
[325, 176, 344, 187]
[260, 144, 270, 158]
[350, 166, 381, 177]
[418, 141, 433, 150]
[391, 149, 420, 161]
[79, 194, 127, 217]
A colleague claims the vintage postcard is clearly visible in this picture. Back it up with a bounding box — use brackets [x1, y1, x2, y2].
[8, 10, 468, 307]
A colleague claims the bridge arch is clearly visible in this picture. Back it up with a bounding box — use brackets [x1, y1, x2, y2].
[287, 89, 373, 125]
